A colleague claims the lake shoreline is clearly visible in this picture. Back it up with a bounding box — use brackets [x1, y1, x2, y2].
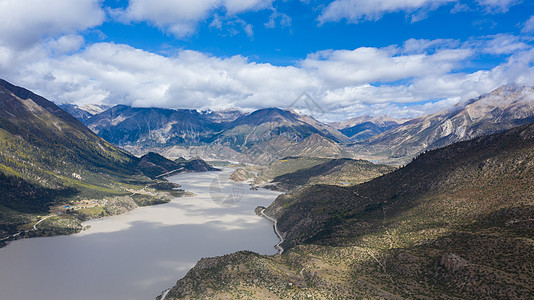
[0, 190, 179, 248]
[0, 168, 282, 300]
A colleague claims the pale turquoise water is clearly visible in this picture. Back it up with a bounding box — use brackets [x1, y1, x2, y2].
[0, 169, 280, 300]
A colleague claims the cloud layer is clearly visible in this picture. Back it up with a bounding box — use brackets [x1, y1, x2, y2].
[2, 34, 533, 121]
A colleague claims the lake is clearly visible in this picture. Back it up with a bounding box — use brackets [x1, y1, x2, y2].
[0, 169, 281, 300]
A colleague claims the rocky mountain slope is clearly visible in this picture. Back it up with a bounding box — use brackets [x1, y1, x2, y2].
[232, 156, 394, 192]
[0, 79, 139, 191]
[331, 115, 407, 141]
[85, 106, 351, 164]
[0, 79, 188, 244]
[350, 85, 534, 164]
[331, 115, 407, 130]
[212, 108, 349, 147]
[163, 121, 534, 299]
[59, 103, 109, 121]
[85, 105, 223, 146]
[201, 109, 243, 123]
[231, 157, 333, 185]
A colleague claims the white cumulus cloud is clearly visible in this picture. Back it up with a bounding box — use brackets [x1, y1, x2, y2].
[478, 34, 530, 55]
[318, 0, 523, 24]
[0, 0, 104, 49]
[114, 0, 273, 37]
[301, 46, 472, 88]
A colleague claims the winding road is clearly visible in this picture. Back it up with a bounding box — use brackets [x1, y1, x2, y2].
[1, 214, 58, 243]
[33, 215, 55, 230]
[260, 209, 284, 254]
[158, 288, 171, 300]
[155, 167, 184, 179]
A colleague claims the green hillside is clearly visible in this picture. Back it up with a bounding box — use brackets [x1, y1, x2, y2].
[136, 153, 220, 179]
[0, 79, 177, 244]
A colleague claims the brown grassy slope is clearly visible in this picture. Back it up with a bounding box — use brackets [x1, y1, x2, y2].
[164, 123, 534, 299]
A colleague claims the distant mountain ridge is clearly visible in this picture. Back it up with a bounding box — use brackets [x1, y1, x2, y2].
[136, 152, 220, 179]
[84, 106, 351, 164]
[344, 121, 400, 141]
[86, 104, 223, 146]
[65, 84, 534, 165]
[330, 115, 408, 130]
[329, 115, 408, 142]
[350, 84, 534, 164]
[59, 103, 110, 121]
[212, 107, 349, 146]
[201, 109, 244, 123]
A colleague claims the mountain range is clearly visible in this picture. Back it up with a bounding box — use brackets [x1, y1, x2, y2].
[83, 106, 351, 164]
[350, 85, 534, 164]
[86, 104, 222, 146]
[71, 84, 534, 166]
[59, 103, 109, 121]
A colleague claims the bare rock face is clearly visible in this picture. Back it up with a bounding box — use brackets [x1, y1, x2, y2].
[350, 85, 534, 164]
[84, 105, 221, 146]
[440, 253, 469, 272]
[84, 106, 352, 165]
[59, 103, 109, 121]
[330, 115, 409, 130]
[194, 256, 221, 270]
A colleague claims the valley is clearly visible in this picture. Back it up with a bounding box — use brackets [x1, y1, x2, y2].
[1, 79, 533, 299]
[2, 2, 534, 299]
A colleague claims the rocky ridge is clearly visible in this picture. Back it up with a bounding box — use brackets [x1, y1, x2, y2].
[350, 85, 534, 164]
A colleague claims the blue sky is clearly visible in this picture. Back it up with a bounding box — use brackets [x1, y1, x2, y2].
[1, 0, 533, 121]
[98, 0, 531, 64]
